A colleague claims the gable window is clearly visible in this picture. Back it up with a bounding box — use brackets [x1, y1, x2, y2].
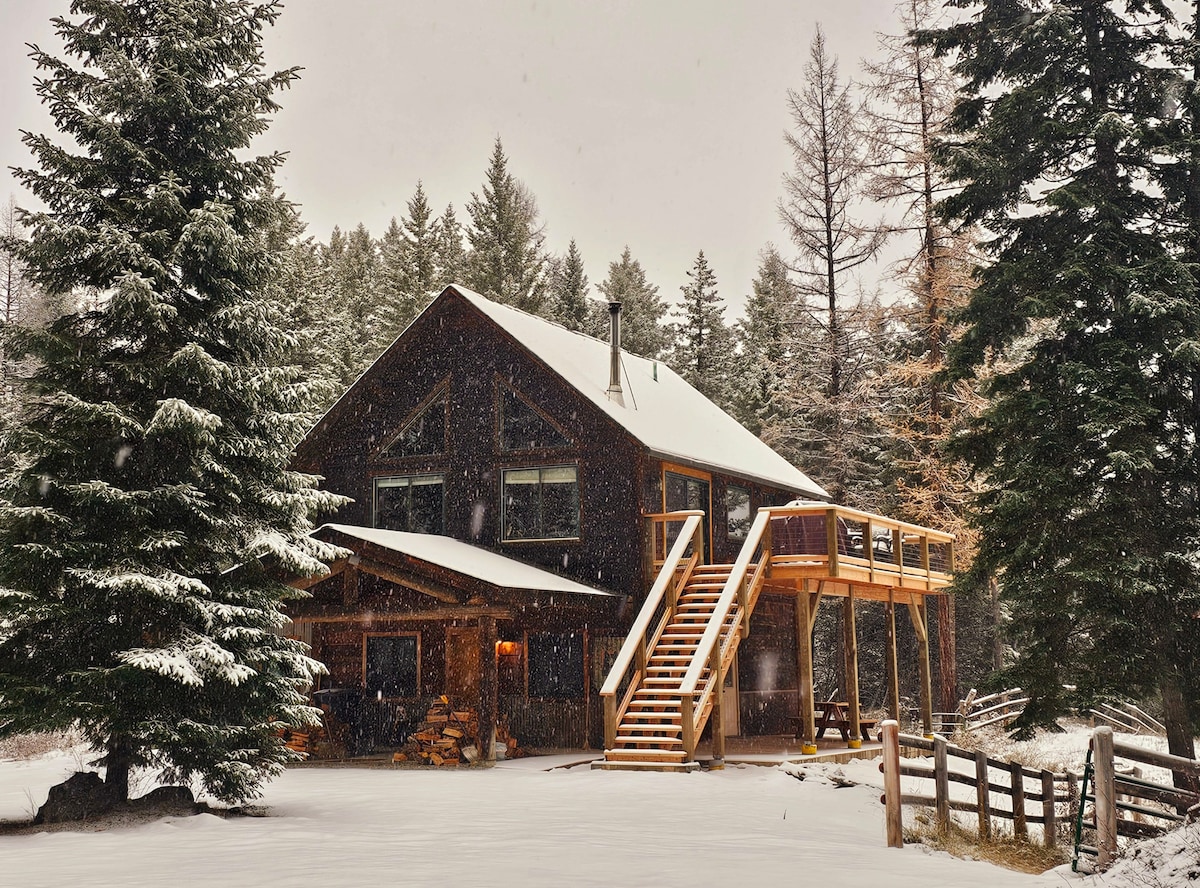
[726, 485, 751, 540]
[526, 632, 584, 698]
[502, 466, 580, 541]
[374, 474, 444, 534]
[380, 387, 447, 459]
[499, 387, 571, 451]
[364, 633, 419, 697]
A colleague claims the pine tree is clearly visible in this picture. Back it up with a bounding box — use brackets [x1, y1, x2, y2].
[464, 138, 549, 314]
[550, 239, 591, 332]
[731, 246, 796, 436]
[668, 251, 736, 410]
[935, 1, 1200, 759]
[0, 0, 345, 805]
[324, 222, 384, 379]
[596, 247, 670, 358]
[777, 24, 889, 505]
[378, 182, 440, 342]
[435, 203, 467, 285]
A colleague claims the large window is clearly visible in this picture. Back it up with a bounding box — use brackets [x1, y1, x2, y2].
[527, 632, 584, 699]
[380, 388, 447, 459]
[726, 485, 751, 540]
[374, 474, 444, 534]
[499, 387, 571, 451]
[364, 633, 420, 697]
[502, 466, 580, 541]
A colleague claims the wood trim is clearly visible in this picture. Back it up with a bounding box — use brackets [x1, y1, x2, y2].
[493, 374, 581, 452]
[289, 606, 513, 624]
[369, 374, 452, 463]
[354, 557, 465, 604]
[662, 463, 713, 558]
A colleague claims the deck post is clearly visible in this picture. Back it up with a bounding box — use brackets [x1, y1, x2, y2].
[908, 600, 934, 738]
[795, 584, 817, 754]
[1094, 726, 1117, 870]
[881, 720, 903, 848]
[826, 508, 840, 577]
[680, 694, 695, 762]
[478, 614, 498, 762]
[709, 644, 724, 767]
[934, 735, 950, 833]
[885, 589, 900, 723]
[843, 589, 862, 748]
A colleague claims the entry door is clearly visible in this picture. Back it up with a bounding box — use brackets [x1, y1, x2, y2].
[445, 626, 480, 702]
[664, 470, 711, 558]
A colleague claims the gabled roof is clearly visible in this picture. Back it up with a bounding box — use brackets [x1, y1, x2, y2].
[454, 287, 827, 498]
[317, 524, 617, 597]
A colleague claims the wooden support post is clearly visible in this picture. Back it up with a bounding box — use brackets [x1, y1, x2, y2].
[908, 600, 934, 738]
[1041, 769, 1057, 848]
[826, 508, 840, 577]
[603, 693, 616, 751]
[843, 590, 862, 748]
[975, 750, 992, 839]
[710, 644, 724, 767]
[478, 615, 498, 762]
[881, 720, 903, 848]
[680, 694, 695, 762]
[885, 590, 900, 724]
[934, 735, 950, 833]
[1010, 760, 1027, 840]
[795, 586, 817, 754]
[1094, 726, 1117, 870]
[341, 564, 359, 606]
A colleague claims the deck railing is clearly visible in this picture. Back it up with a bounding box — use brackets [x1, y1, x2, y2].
[600, 511, 705, 750]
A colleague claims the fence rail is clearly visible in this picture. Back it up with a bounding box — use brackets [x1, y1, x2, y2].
[879, 721, 1075, 849]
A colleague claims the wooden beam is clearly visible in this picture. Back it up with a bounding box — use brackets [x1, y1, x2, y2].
[342, 564, 359, 606]
[288, 605, 512, 624]
[478, 614, 498, 762]
[354, 557, 465, 605]
[807, 581, 825, 636]
[288, 558, 353, 590]
[909, 600, 934, 737]
[795, 583, 816, 753]
[843, 589, 862, 748]
[886, 589, 901, 723]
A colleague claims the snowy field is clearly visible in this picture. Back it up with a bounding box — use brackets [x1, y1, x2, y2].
[0, 737, 1190, 888]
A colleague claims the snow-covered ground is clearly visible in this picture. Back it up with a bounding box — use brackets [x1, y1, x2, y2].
[0, 734, 1190, 888]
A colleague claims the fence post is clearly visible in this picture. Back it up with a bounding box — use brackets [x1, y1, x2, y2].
[1094, 726, 1117, 870]
[881, 720, 903, 848]
[1041, 770, 1057, 848]
[975, 750, 992, 839]
[934, 735, 950, 833]
[1010, 760, 1027, 839]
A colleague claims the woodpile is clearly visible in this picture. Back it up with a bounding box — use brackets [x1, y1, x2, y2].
[393, 695, 522, 766]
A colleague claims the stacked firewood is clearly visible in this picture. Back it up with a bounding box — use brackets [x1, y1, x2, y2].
[393, 696, 522, 765]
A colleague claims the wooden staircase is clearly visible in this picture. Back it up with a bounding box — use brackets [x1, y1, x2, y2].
[602, 564, 737, 769]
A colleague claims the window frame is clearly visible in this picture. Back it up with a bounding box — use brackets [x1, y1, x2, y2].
[372, 472, 446, 534]
[725, 484, 752, 541]
[362, 631, 421, 699]
[372, 378, 451, 463]
[494, 379, 576, 453]
[500, 463, 582, 543]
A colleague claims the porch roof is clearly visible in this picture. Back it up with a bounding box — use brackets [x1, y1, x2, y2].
[315, 524, 618, 598]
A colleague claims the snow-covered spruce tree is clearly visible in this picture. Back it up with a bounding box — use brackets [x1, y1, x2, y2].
[0, 0, 345, 805]
[935, 1, 1200, 759]
[435, 203, 467, 285]
[668, 250, 736, 412]
[596, 246, 670, 359]
[379, 181, 439, 343]
[465, 137, 550, 314]
[550, 239, 592, 333]
[730, 246, 796, 436]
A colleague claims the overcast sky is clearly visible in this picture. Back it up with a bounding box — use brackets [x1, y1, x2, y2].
[2, 1, 916, 317]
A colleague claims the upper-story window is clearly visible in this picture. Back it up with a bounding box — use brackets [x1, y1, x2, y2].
[499, 386, 571, 451]
[374, 474, 444, 534]
[379, 385, 448, 459]
[502, 466, 580, 541]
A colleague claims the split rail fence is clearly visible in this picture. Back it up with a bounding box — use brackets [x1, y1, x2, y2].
[1076, 726, 1200, 871]
[878, 721, 1075, 849]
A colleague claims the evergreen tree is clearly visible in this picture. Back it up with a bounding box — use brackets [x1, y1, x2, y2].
[435, 203, 467, 285]
[777, 24, 889, 505]
[596, 247, 670, 358]
[1, 196, 34, 411]
[668, 251, 736, 410]
[378, 182, 440, 341]
[0, 0, 345, 805]
[550, 239, 591, 332]
[731, 246, 795, 436]
[326, 222, 384, 379]
[464, 138, 549, 313]
[935, 1, 1200, 760]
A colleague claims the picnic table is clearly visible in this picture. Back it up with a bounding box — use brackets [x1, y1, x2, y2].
[788, 701, 878, 743]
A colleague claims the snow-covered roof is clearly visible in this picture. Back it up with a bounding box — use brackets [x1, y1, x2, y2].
[454, 287, 827, 498]
[318, 524, 618, 597]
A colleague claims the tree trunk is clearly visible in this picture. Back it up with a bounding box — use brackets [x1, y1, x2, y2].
[104, 734, 133, 802]
[936, 593, 957, 713]
[1159, 668, 1197, 793]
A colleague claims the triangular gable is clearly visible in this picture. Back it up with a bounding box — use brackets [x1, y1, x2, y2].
[374, 381, 448, 461]
[498, 383, 573, 451]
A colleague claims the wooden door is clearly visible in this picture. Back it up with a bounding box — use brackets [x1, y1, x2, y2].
[445, 626, 481, 701]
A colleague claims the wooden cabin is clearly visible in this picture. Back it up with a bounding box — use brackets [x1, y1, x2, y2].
[289, 284, 953, 765]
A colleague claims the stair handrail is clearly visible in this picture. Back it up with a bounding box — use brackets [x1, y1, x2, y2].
[600, 511, 704, 748]
[679, 509, 772, 703]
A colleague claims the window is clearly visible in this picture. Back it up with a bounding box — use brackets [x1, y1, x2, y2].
[374, 474, 444, 534]
[726, 485, 751, 540]
[380, 388, 447, 458]
[502, 466, 580, 541]
[527, 632, 584, 698]
[499, 387, 571, 451]
[364, 634, 419, 697]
